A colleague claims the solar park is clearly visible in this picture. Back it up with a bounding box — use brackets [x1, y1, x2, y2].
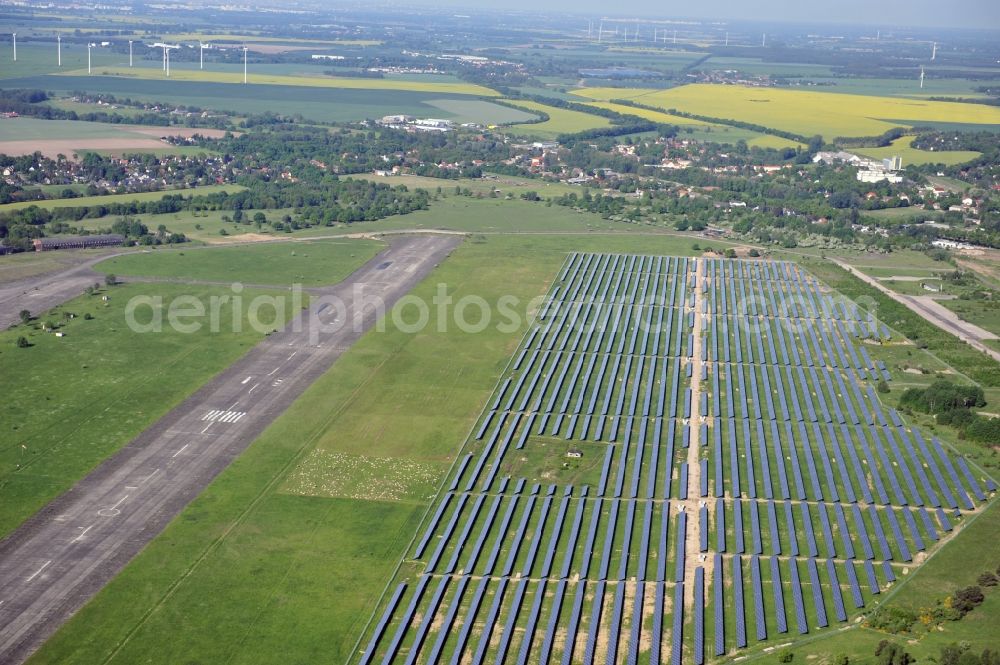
[356, 253, 995, 665]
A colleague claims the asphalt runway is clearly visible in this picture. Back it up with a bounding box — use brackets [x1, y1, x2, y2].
[0, 234, 460, 664]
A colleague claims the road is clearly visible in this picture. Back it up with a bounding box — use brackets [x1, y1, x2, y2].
[832, 258, 1000, 363]
[0, 234, 460, 664]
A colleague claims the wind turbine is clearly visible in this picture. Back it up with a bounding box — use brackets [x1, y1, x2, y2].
[199, 42, 205, 69]
[931, 42, 937, 60]
[57, 34, 61, 66]
[762, 33, 767, 47]
[151, 43, 179, 76]
[598, 20, 604, 43]
[243, 46, 248, 84]
[725, 31, 729, 47]
[12, 33, 15, 62]
[128, 39, 133, 67]
[87, 43, 93, 74]
[673, 30, 677, 45]
[920, 65, 925, 89]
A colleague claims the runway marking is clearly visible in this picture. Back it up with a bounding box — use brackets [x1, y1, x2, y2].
[228, 400, 240, 410]
[172, 444, 189, 458]
[201, 410, 247, 423]
[141, 469, 160, 484]
[201, 423, 212, 434]
[98, 495, 129, 518]
[26, 560, 52, 582]
[272, 379, 284, 387]
[248, 383, 261, 395]
[241, 376, 252, 384]
[267, 367, 280, 376]
[287, 351, 297, 360]
[72, 524, 95, 543]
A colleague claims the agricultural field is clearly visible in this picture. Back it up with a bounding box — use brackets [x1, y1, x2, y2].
[572, 84, 1000, 139]
[55, 66, 499, 96]
[855, 136, 981, 167]
[504, 100, 613, 139]
[95, 237, 384, 287]
[0, 282, 295, 538]
[585, 102, 804, 149]
[3, 73, 500, 124]
[0, 117, 229, 158]
[422, 99, 538, 125]
[0, 184, 243, 213]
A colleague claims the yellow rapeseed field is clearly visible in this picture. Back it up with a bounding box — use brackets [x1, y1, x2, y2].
[573, 84, 1000, 139]
[505, 100, 612, 138]
[58, 66, 498, 96]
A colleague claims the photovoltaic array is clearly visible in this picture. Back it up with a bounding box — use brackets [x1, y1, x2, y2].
[358, 253, 993, 665]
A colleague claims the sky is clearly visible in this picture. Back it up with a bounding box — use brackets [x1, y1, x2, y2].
[392, 0, 1000, 30]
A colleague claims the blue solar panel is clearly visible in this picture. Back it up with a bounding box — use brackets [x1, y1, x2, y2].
[844, 560, 865, 609]
[413, 493, 453, 559]
[826, 558, 848, 623]
[863, 559, 880, 595]
[380, 575, 431, 665]
[444, 494, 486, 574]
[750, 500, 763, 555]
[676, 509, 688, 583]
[672, 582, 685, 665]
[359, 582, 408, 665]
[733, 555, 747, 647]
[618, 500, 636, 581]
[493, 579, 529, 665]
[560, 582, 587, 665]
[694, 567, 706, 665]
[501, 495, 537, 576]
[653, 581, 668, 664]
[426, 493, 470, 572]
[751, 555, 767, 641]
[403, 575, 451, 665]
[788, 559, 808, 634]
[770, 555, 788, 633]
[604, 583, 626, 665]
[483, 496, 520, 575]
[447, 577, 490, 665]
[734, 498, 745, 554]
[598, 500, 620, 581]
[582, 581, 606, 665]
[806, 558, 829, 628]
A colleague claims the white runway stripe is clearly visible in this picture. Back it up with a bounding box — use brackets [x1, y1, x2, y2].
[201, 410, 246, 424]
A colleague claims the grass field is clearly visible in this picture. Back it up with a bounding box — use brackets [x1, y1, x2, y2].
[0, 282, 294, 539]
[0, 184, 244, 213]
[55, 66, 499, 96]
[0, 247, 122, 285]
[855, 136, 981, 166]
[504, 100, 613, 138]
[95, 238, 384, 287]
[105, 194, 700, 244]
[572, 83, 1000, 139]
